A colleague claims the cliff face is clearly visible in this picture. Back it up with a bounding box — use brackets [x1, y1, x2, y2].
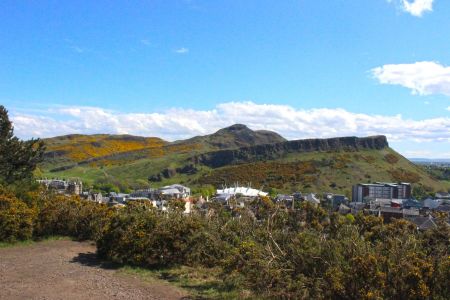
[192, 135, 389, 168]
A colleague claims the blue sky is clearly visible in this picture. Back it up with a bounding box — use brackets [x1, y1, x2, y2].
[1, 0, 450, 158]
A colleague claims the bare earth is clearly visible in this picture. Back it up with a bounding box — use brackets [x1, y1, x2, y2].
[0, 240, 188, 300]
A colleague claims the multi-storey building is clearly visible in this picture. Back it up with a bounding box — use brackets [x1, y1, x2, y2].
[352, 182, 411, 202]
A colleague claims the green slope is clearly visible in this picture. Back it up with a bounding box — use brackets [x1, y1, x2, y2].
[38, 126, 450, 195]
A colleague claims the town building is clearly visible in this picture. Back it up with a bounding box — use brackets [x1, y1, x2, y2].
[37, 179, 83, 195]
[352, 182, 411, 202]
[158, 184, 191, 199]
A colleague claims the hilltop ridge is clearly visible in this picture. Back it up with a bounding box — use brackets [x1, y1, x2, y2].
[174, 124, 287, 150]
[38, 125, 449, 194]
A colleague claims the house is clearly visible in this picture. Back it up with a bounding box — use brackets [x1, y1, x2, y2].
[349, 202, 367, 214]
[368, 198, 394, 209]
[423, 198, 443, 209]
[37, 179, 83, 195]
[275, 194, 295, 208]
[293, 192, 303, 202]
[402, 199, 423, 209]
[214, 193, 233, 203]
[159, 184, 191, 199]
[377, 207, 403, 221]
[127, 197, 151, 202]
[304, 193, 320, 206]
[435, 204, 450, 213]
[406, 215, 438, 231]
[107, 199, 126, 208]
[109, 192, 129, 204]
[67, 181, 83, 195]
[338, 204, 351, 215]
[402, 208, 420, 217]
[86, 192, 103, 203]
[131, 188, 156, 199]
[324, 193, 348, 209]
[435, 192, 450, 199]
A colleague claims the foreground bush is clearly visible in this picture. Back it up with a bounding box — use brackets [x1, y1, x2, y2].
[97, 203, 228, 267]
[0, 189, 36, 242]
[1, 188, 449, 299]
[34, 194, 114, 240]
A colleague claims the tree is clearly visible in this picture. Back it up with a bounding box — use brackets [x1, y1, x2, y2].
[0, 106, 45, 185]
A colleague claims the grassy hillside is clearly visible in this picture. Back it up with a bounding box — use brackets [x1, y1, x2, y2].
[196, 148, 449, 196]
[38, 126, 450, 195]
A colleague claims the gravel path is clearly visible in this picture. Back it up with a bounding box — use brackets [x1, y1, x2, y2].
[0, 240, 188, 300]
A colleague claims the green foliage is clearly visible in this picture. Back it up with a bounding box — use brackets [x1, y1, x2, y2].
[191, 185, 215, 197]
[34, 194, 114, 240]
[1, 183, 449, 299]
[0, 106, 45, 185]
[97, 207, 227, 268]
[0, 188, 36, 242]
[412, 184, 433, 200]
[92, 181, 120, 194]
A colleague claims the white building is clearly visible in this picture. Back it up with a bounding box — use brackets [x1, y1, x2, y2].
[216, 186, 268, 199]
[305, 193, 320, 206]
[158, 184, 191, 199]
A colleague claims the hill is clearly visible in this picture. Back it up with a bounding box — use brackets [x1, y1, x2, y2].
[175, 124, 286, 150]
[38, 125, 450, 195]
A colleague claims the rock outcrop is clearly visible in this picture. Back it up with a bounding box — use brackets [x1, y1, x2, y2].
[192, 135, 389, 168]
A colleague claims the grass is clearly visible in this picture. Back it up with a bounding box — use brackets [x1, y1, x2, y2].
[0, 236, 71, 249]
[119, 265, 251, 299]
[40, 138, 450, 196]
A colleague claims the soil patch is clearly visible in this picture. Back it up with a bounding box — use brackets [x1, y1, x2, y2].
[0, 239, 188, 300]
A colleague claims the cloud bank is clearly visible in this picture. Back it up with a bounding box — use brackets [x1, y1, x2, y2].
[389, 0, 434, 17]
[372, 61, 450, 96]
[10, 102, 450, 144]
[401, 0, 434, 17]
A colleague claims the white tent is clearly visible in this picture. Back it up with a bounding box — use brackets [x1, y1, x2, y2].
[216, 186, 268, 198]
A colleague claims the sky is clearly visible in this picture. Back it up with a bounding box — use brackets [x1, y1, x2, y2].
[1, 0, 450, 158]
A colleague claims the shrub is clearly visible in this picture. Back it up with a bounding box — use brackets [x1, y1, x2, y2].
[97, 204, 228, 268]
[384, 153, 399, 164]
[0, 189, 36, 242]
[34, 194, 113, 240]
[389, 169, 421, 183]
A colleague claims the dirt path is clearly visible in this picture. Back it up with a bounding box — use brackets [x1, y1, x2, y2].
[0, 240, 188, 300]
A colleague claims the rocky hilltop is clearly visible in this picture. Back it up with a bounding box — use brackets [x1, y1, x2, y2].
[192, 135, 389, 168]
[175, 124, 286, 150]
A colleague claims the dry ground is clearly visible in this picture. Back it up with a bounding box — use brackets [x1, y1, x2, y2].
[0, 239, 188, 300]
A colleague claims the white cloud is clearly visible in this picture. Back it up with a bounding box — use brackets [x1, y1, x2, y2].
[174, 47, 189, 54]
[372, 61, 450, 96]
[447, 106, 450, 111]
[401, 0, 434, 17]
[140, 39, 151, 46]
[70, 46, 87, 53]
[9, 102, 450, 146]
